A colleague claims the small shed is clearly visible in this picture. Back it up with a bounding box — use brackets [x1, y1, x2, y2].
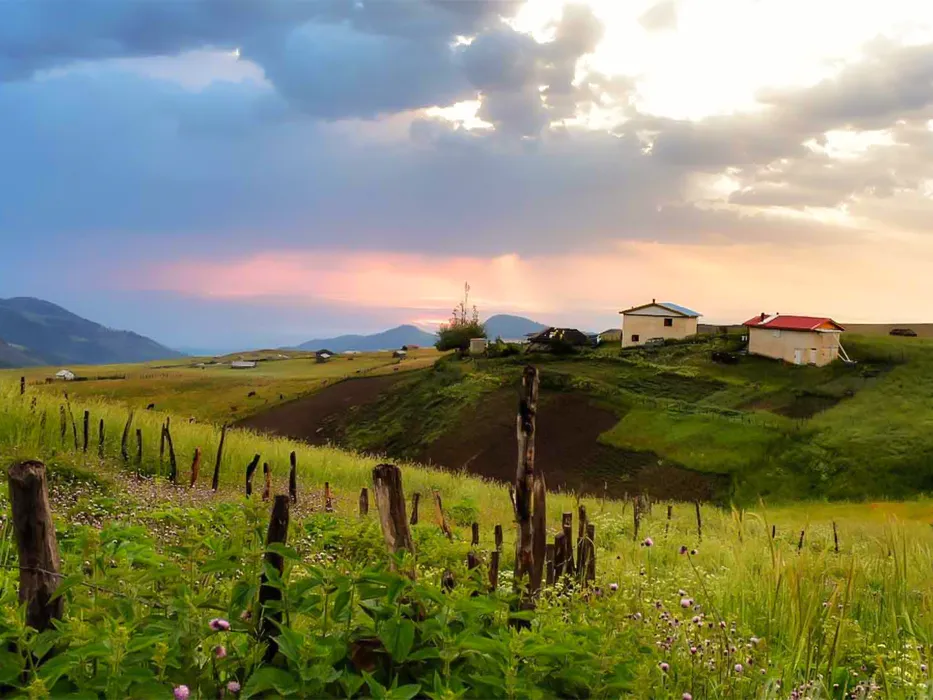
[597, 328, 622, 344]
[526, 327, 592, 353]
[469, 338, 488, 355]
[393, 349, 407, 359]
[315, 349, 334, 363]
[55, 369, 76, 381]
[230, 360, 257, 369]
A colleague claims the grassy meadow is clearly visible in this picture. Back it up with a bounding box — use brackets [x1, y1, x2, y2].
[2, 381, 933, 696]
[0, 349, 440, 424]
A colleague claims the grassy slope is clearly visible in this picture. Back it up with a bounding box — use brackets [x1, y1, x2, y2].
[3, 384, 933, 695]
[334, 335, 933, 501]
[0, 349, 440, 424]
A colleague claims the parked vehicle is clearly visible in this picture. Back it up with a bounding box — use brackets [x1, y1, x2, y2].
[890, 328, 918, 337]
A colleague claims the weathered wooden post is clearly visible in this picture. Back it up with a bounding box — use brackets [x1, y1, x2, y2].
[212, 425, 227, 492]
[833, 521, 839, 553]
[288, 451, 297, 503]
[8, 460, 63, 632]
[633, 498, 641, 542]
[577, 524, 596, 587]
[372, 464, 415, 577]
[262, 463, 271, 501]
[159, 419, 167, 464]
[20, 376, 25, 396]
[433, 491, 452, 540]
[531, 471, 547, 593]
[545, 543, 555, 586]
[245, 454, 260, 497]
[82, 411, 89, 453]
[189, 447, 201, 488]
[164, 422, 177, 485]
[694, 500, 702, 541]
[325, 482, 334, 512]
[771, 524, 776, 539]
[797, 529, 805, 552]
[471, 522, 480, 547]
[666, 504, 673, 533]
[120, 410, 135, 464]
[494, 524, 503, 551]
[135, 428, 142, 478]
[513, 365, 539, 595]
[489, 550, 500, 592]
[258, 495, 289, 662]
[553, 532, 566, 580]
[59, 405, 67, 444]
[409, 492, 420, 525]
[66, 401, 78, 450]
[561, 512, 575, 577]
[359, 487, 369, 516]
[576, 504, 588, 572]
[98, 419, 105, 460]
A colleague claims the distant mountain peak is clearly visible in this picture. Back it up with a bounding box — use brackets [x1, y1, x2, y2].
[297, 324, 437, 353]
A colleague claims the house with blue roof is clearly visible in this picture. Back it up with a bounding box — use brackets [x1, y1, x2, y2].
[619, 299, 702, 348]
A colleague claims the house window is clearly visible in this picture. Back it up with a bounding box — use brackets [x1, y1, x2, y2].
[631, 334, 640, 342]
[664, 318, 673, 327]
[772, 330, 782, 338]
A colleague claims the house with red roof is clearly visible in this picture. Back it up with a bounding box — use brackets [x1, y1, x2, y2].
[743, 313, 850, 366]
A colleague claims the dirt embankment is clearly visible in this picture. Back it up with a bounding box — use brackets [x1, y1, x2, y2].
[234, 374, 403, 444]
[239, 377, 727, 502]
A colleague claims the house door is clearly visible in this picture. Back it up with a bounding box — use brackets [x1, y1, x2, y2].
[794, 349, 804, 365]
[809, 348, 817, 365]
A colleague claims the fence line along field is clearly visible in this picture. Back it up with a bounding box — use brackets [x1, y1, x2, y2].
[0, 348, 440, 424]
[2, 377, 933, 698]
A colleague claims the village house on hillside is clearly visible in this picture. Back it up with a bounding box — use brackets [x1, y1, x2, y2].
[743, 313, 850, 366]
[55, 369, 75, 381]
[315, 349, 334, 363]
[597, 328, 622, 344]
[230, 360, 257, 369]
[619, 300, 701, 347]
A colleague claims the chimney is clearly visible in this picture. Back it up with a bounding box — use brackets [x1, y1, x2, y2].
[652, 298, 656, 304]
[760, 312, 766, 321]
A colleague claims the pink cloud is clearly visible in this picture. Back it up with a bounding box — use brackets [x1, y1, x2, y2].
[138, 239, 933, 324]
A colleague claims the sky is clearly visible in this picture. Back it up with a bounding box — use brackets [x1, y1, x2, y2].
[2, 0, 933, 351]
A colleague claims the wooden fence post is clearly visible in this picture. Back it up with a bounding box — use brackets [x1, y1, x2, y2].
[288, 451, 297, 503]
[372, 464, 415, 576]
[189, 447, 201, 488]
[409, 492, 420, 525]
[98, 419, 105, 460]
[545, 543, 555, 586]
[65, 400, 78, 450]
[159, 419, 167, 463]
[666, 504, 672, 533]
[513, 365, 539, 596]
[553, 532, 566, 580]
[489, 550, 500, 592]
[59, 406, 66, 444]
[694, 500, 702, 541]
[471, 522, 480, 547]
[135, 428, 142, 478]
[771, 524, 776, 540]
[82, 411, 89, 453]
[797, 529, 805, 552]
[164, 422, 177, 485]
[561, 512, 575, 578]
[262, 463, 271, 501]
[258, 495, 289, 662]
[633, 497, 641, 542]
[433, 490, 452, 540]
[833, 521, 839, 553]
[576, 505, 588, 572]
[359, 487, 369, 516]
[212, 425, 227, 492]
[494, 524, 503, 551]
[8, 461, 63, 632]
[245, 454, 260, 497]
[325, 482, 334, 512]
[120, 410, 135, 464]
[20, 376, 25, 396]
[531, 471, 547, 594]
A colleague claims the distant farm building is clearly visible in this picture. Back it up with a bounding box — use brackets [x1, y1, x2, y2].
[619, 301, 701, 348]
[597, 328, 622, 344]
[743, 314, 850, 366]
[315, 349, 334, 363]
[401, 345, 420, 351]
[230, 360, 257, 369]
[526, 327, 592, 353]
[469, 338, 488, 355]
[393, 350, 407, 359]
[55, 369, 76, 381]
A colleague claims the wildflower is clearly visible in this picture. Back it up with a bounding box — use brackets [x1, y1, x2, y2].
[690, 549, 697, 555]
[683, 694, 692, 700]
[214, 645, 227, 659]
[174, 686, 190, 700]
[690, 646, 697, 655]
[923, 663, 929, 673]
[609, 583, 619, 592]
[692, 616, 701, 624]
[749, 636, 759, 645]
[734, 663, 743, 674]
[227, 681, 241, 694]
[643, 537, 654, 547]
[680, 598, 692, 608]
[679, 545, 688, 555]
[660, 662, 669, 672]
[210, 618, 231, 632]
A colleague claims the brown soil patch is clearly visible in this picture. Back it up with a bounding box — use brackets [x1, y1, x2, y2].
[234, 374, 403, 444]
[421, 390, 727, 502]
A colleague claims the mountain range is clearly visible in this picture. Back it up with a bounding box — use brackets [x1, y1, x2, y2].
[0, 297, 183, 368]
[297, 314, 549, 352]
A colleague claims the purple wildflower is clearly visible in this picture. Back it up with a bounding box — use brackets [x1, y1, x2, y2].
[734, 663, 743, 674]
[174, 686, 190, 700]
[214, 645, 227, 659]
[643, 537, 654, 547]
[660, 662, 669, 672]
[227, 681, 241, 694]
[679, 545, 688, 555]
[683, 694, 692, 700]
[680, 598, 692, 608]
[209, 618, 231, 632]
[609, 582, 619, 592]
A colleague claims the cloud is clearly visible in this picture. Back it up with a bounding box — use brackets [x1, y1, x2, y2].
[639, 0, 678, 32]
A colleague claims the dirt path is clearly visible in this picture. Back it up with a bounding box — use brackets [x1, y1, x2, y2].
[234, 374, 403, 444]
